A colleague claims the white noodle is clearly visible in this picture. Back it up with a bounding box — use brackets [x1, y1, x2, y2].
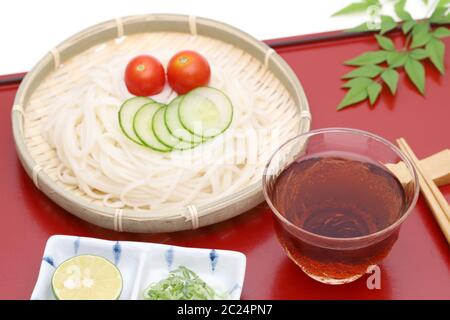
[40, 33, 300, 211]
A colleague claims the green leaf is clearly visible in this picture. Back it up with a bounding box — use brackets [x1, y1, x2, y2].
[402, 20, 416, 34]
[410, 23, 431, 48]
[342, 65, 384, 79]
[437, 0, 450, 7]
[345, 50, 388, 66]
[409, 48, 429, 60]
[412, 22, 430, 35]
[430, 7, 450, 24]
[367, 82, 382, 105]
[426, 38, 446, 74]
[345, 22, 371, 33]
[338, 78, 371, 109]
[338, 88, 368, 109]
[404, 58, 425, 95]
[380, 15, 397, 35]
[332, 1, 373, 16]
[342, 77, 373, 88]
[381, 68, 399, 95]
[375, 34, 395, 50]
[387, 51, 408, 67]
[395, 0, 413, 21]
[422, 0, 429, 4]
[433, 27, 450, 39]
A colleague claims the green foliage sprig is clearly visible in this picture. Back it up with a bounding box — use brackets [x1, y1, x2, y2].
[333, 0, 450, 110]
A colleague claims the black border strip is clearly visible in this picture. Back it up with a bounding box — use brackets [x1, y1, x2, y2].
[267, 30, 371, 49]
[0, 75, 25, 86]
[5, 21, 449, 86]
[0, 30, 370, 86]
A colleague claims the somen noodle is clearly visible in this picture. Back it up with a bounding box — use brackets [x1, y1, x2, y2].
[31, 32, 300, 211]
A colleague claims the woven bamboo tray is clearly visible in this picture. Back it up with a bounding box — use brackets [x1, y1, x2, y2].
[11, 14, 311, 233]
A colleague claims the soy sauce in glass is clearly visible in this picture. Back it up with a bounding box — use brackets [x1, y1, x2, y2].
[270, 154, 406, 282]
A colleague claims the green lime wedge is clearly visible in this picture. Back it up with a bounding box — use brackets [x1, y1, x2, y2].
[51, 255, 122, 300]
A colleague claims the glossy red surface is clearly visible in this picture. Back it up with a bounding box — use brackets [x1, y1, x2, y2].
[0, 31, 449, 300]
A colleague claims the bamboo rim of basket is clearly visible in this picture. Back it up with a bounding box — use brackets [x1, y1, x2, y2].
[12, 14, 311, 232]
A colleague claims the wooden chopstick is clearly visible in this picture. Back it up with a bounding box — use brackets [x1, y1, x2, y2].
[397, 138, 450, 245]
[398, 138, 450, 220]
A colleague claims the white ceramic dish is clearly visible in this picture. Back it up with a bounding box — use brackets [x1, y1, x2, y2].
[31, 235, 246, 300]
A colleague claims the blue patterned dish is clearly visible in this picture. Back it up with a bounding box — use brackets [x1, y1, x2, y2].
[31, 235, 246, 300]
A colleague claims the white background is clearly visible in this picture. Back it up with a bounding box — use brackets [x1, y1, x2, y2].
[0, 0, 432, 75]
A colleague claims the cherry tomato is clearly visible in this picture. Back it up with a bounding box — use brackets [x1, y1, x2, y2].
[124, 55, 165, 96]
[167, 51, 211, 94]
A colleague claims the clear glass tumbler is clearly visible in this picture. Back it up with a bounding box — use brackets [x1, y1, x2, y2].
[262, 128, 419, 284]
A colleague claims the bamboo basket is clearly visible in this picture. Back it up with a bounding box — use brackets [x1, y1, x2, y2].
[11, 14, 311, 233]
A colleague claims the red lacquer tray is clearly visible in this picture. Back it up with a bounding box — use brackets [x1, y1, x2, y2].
[1, 30, 449, 300]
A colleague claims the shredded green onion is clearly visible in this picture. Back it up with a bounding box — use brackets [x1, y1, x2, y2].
[143, 266, 226, 300]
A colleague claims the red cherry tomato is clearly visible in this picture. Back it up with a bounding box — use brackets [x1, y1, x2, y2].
[124, 55, 165, 96]
[167, 51, 211, 94]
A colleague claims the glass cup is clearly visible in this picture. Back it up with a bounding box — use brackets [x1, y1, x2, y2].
[262, 128, 419, 284]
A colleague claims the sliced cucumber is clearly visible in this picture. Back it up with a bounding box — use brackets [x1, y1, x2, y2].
[152, 107, 197, 150]
[179, 87, 233, 138]
[133, 102, 172, 152]
[118, 96, 153, 145]
[164, 96, 204, 144]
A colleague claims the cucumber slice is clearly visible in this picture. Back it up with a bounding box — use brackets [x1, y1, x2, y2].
[152, 107, 197, 150]
[118, 96, 153, 145]
[133, 102, 172, 152]
[179, 87, 233, 138]
[164, 96, 204, 144]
